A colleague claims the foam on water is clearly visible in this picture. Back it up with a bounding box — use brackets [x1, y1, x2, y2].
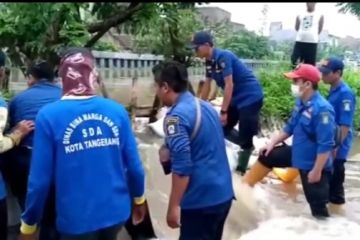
[140, 106, 360, 239]
[239, 216, 360, 240]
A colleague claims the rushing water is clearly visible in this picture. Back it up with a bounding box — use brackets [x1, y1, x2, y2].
[135, 114, 360, 240]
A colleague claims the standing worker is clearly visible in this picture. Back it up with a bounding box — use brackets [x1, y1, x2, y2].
[243, 64, 336, 218]
[154, 61, 234, 240]
[318, 57, 357, 207]
[3, 61, 62, 240]
[291, 2, 324, 67]
[19, 48, 146, 240]
[0, 51, 34, 240]
[191, 30, 264, 175]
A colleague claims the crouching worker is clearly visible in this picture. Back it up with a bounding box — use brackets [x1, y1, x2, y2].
[154, 61, 234, 240]
[20, 48, 146, 240]
[243, 64, 336, 219]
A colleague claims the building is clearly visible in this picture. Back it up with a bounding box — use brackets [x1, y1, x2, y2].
[197, 6, 246, 32]
[268, 22, 338, 47]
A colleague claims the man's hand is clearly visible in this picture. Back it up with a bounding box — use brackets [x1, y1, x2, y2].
[259, 143, 275, 157]
[332, 148, 338, 158]
[15, 120, 35, 136]
[167, 204, 181, 229]
[132, 203, 147, 225]
[220, 113, 227, 126]
[308, 168, 322, 183]
[19, 233, 36, 240]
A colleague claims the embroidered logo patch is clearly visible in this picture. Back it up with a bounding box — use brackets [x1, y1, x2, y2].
[343, 100, 351, 112]
[320, 112, 329, 124]
[165, 117, 179, 136]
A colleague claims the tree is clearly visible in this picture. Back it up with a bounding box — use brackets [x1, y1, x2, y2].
[133, 3, 205, 67]
[317, 44, 349, 61]
[0, 3, 158, 70]
[337, 3, 360, 19]
[218, 29, 273, 60]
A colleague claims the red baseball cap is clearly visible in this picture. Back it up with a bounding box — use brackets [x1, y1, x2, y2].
[283, 64, 321, 84]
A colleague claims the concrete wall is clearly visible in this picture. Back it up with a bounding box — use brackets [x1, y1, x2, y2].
[8, 51, 282, 106]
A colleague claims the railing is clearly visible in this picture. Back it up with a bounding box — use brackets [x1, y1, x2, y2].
[7, 51, 284, 106]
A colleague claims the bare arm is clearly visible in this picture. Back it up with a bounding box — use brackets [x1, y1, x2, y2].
[200, 78, 212, 101]
[313, 152, 330, 173]
[221, 75, 233, 112]
[209, 85, 218, 101]
[269, 131, 290, 147]
[169, 174, 189, 208]
[295, 16, 301, 31]
[318, 15, 324, 34]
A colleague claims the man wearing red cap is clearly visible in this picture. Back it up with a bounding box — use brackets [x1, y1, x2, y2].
[243, 64, 336, 218]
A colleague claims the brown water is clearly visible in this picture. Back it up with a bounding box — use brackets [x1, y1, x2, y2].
[6, 77, 360, 239]
[132, 124, 360, 240]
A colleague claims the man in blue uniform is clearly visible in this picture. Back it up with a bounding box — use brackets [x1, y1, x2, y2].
[2, 61, 62, 240]
[154, 60, 234, 240]
[191, 31, 264, 175]
[20, 48, 146, 240]
[0, 51, 34, 240]
[318, 57, 357, 206]
[243, 64, 336, 218]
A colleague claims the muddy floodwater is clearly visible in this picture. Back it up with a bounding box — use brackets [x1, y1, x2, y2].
[6, 76, 360, 240]
[130, 124, 360, 240]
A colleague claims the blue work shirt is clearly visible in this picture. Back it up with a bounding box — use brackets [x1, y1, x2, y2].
[327, 81, 356, 161]
[9, 80, 62, 147]
[21, 96, 145, 234]
[164, 91, 234, 210]
[205, 48, 263, 109]
[283, 92, 336, 171]
[0, 97, 7, 200]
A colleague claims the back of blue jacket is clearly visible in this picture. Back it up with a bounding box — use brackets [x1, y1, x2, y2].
[165, 91, 234, 209]
[22, 96, 145, 234]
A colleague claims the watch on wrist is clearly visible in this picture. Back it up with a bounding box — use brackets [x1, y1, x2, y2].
[220, 110, 227, 115]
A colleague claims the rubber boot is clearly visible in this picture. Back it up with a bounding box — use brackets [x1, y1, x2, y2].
[242, 161, 272, 187]
[235, 148, 254, 175]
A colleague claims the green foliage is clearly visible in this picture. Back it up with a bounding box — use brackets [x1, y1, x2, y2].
[256, 64, 294, 120]
[0, 2, 161, 68]
[337, 3, 360, 19]
[269, 41, 293, 61]
[0, 3, 90, 66]
[1, 90, 15, 102]
[133, 3, 204, 66]
[317, 44, 349, 61]
[93, 41, 120, 52]
[218, 30, 273, 60]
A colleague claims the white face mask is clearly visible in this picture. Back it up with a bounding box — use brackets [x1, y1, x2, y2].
[291, 84, 302, 98]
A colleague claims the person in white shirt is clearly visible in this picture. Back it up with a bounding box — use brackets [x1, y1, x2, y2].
[291, 2, 324, 68]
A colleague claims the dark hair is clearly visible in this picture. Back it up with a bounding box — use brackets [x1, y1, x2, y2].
[153, 61, 188, 93]
[27, 61, 55, 82]
[311, 82, 318, 90]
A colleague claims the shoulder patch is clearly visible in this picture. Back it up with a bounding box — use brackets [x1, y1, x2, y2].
[165, 116, 180, 136]
[320, 112, 330, 124]
[220, 61, 226, 69]
[342, 99, 351, 112]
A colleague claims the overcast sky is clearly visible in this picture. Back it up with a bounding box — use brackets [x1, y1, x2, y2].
[204, 2, 360, 38]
